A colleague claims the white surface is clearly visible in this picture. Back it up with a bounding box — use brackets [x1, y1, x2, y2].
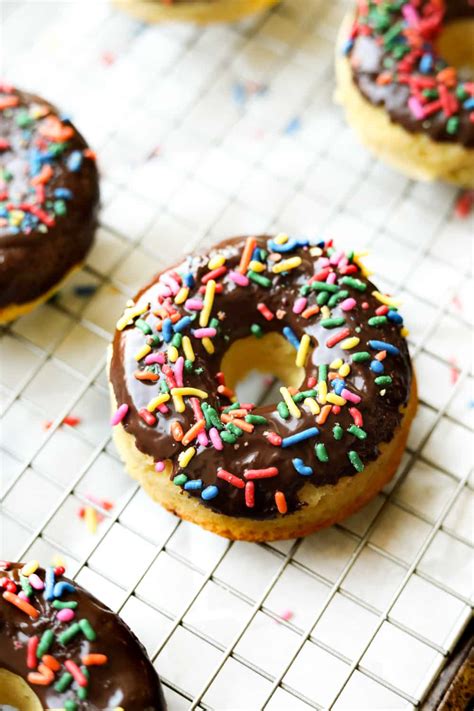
[1, 0, 473, 709]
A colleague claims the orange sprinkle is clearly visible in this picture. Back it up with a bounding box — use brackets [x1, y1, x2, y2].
[83, 148, 96, 161]
[437, 67, 457, 86]
[226, 409, 249, 418]
[3, 591, 39, 619]
[82, 653, 108, 666]
[376, 71, 392, 85]
[134, 370, 159, 382]
[375, 350, 387, 361]
[31, 163, 54, 186]
[42, 655, 61, 671]
[0, 95, 20, 110]
[27, 664, 54, 685]
[220, 415, 254, 433]
[316, 404, 332, 426]
[217, 385, 235, 399]
[302, 305, 320, 319]
[182, 419, 206, 446]
[238, 236, 257, 274]
[275, 491, 288, 514]
[171, 421, 184, 442]
[38, 116, 74, 142]
[287, 386, 298, 396]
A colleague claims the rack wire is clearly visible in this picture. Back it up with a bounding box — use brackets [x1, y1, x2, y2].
[1, 1, 473, 709]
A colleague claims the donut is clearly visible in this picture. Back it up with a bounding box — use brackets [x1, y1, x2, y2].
[336, 1, 474, 187]
[0, 85, 99, 324]
[108, 235, 417, 542]
[113, 0, 278, 24]
[0, 560, 165, 711]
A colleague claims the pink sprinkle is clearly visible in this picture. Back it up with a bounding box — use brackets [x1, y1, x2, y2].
[339, 256, 349, 270]
[318, 257, 330, 268]
[340, 297, 357, 311]
[408, 96, 424, 120]
[175, 356, 184, 387]
[280, 609, 294, 622]
[28, 573, 44, 590]
[197, 430, 209, 447]
[402, 4, 419, 26]
[185, 298, 203, 311]
[160, 273, 180, 295]
[341, 388, 361, 404]
[293, 297, 307, 314]
[158, 404, 169, 414]
[111, 403, 128, 426]
[209, 427, 223, 450]
[329, 251, 343, 266]
[18, 591, 29, 601]
[193, 327, 217, 338]
[156, 283, 172, 299]
[144, 353, 165, 366]
[155, 461, 165, 472]
[327, 272, 337, 284]
[229, 270, 249, 287]
[57, 608, 75, 622]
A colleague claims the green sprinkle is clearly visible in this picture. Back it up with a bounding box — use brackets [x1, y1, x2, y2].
[160, 380, 170, 393]
[52, 600, 78, 609]
[293, 389, 318, 403]
[64, 701, 78, 711]
[277, 401, 290, 420]
[55, 672, 73, 693]
[375, 375, 393, 386]
[172, 333, 182, 348]
[58, 623, 81, 645]
[79, 618, 96, 641]
[184, 359, 194, 372]
[318, 364, 328, 383]
[220, 431, 237, 444]
[173, 474, 188, 486]
[340, 276, 367, 292]
[316, 443, 329, 462]
[210, 317, 219, 330]
[224, 402, 241, 413]
[347, 425, 367, 440]
[321, 317, 346, 329]
[135, 318, 152, 335]
[446, 117, 459, 135]
[206, 405, 224, 430]
[250, 323, 263, 338]
[227, 422, 243, 437]
[53, 199, 67, 216]
[316, 291, 329, 305]
[333, 424, 343, 440]
[311, 282, 339, 293]
[368, 316, 388, 326]
[300, 284, 310, 296]
[19, 575, 33, 596]
[147, 334, 162, 348]
[348, 451, 364, 472]
[245, 414, 268, 425]
[37, 629, 54, 658]
[328, 290, 349, 307]
[248, 271, 271, 288]
[78, 687, 88, 701]
[456, 86, 468, 100]
[351, 352, 371, 363]
[16, 109, 34, 128]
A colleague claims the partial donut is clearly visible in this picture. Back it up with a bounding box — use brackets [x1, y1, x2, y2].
[108, 235, 416, 542]
[113, 0, 279, 24]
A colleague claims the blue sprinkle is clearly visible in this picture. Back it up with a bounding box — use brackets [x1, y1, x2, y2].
[419, 53, 433, 74]
[292, 458, 313, 476]
[67, 150, 83, 172]
[342, 38, 354, 55]
[387, 310, 403, 325]
[281, 427, 319, 448]
[54, 188, 73, 200]
[268, 238, 298, 253]
[284, 117, 302, 136]
[332, 379, 345, 396]
[368, 340, 400, 356]
[162, 318, 174, 343]
[283, 326, 300, 350]
[53, 581, 75, 598]
[184, 479, 202, 491]
[44, 567, 55, 600]
[201, 485, 219, 500]
[183, 272, 194, 288]
[370, 359, 384, 374]
[173, 316, 192, 333]
[463, 98, 474, 111]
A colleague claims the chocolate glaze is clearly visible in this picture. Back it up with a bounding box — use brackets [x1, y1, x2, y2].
[347, 0, 474, 147]
[0, 562, 165, 710]
[0, 86, 99, 308]
[110, 236, 412, 520]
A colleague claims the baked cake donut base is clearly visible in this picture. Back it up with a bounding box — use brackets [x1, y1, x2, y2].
[0, 264, 80, 326]
[335, 14, 474, 188]
[109, 343, 417, 542]
[113, 0, 278, 24]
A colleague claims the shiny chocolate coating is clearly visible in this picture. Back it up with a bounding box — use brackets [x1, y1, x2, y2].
[0, 86, 99, 308]
[0, 562, 165, 710]
[110, 236, 412, 519]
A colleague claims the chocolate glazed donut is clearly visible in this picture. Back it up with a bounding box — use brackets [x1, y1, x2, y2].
[109, 235, 415, 540]
[0, 85, 99, 319]
[0, 561, 166, 710]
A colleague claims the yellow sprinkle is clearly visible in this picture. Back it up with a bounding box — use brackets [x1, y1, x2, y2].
[249, 260, 265, 272]
[304, 397, 320, 415]
[171, 387, 208, 399]
[330, 358, 343, 370]
[202, 337, 215, 355]
[372, 290, 400, 308]
[134, 344, 152, 361]
[340, 337, 360, 350]
[172, 393, 185, 413]
[296, 334, 311, 368]
[200, 279, 216, 328]
[178, 447, 196, 468]
[401, 326, 409, 338]
[339, 363, 351, 377]
[147, 393, 170, 412]
[317, 380, 327, 404]
[51, 554, 65, 568]
[84, 506, 98, 535]
[320, 305, 331, 319]
[168, 345, 179, 363]
[182, 335, 195, 362]
[275, 233, 288, 245]
[116, 303, 148, 331]
[272, 256, 302, 274]
[21, 560, 39, 577]
[326, 393, 347, 406]
[280, 386, 301, 419]
[208, 254, 226, 270]
[174, 287, 189, 305]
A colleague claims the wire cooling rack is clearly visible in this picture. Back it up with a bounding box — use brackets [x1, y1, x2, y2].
[1, 1, 473, 709]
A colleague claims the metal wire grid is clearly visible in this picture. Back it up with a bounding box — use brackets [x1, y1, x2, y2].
[1, 0, 473, 709]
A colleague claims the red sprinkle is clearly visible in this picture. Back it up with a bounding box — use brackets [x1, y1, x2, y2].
[349, 407, 363, 427]
[325, 328, 351, 348]
[201, 266, 227, 284]
[64, 660, 88, 687]
[257, 302, 275, 321]
[138, 408, 156, 426]
[245, 481, 255, 508]
[244, 467, 279, 480]
[217, 469, 245, 488]
[27, 636, 39, 669]
[266, 431, 282, 446]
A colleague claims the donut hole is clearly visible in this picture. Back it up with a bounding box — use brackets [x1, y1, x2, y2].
[220, 331, 305, 406]
[436, 18, 474, 77]
[0, 668, 42, 711]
